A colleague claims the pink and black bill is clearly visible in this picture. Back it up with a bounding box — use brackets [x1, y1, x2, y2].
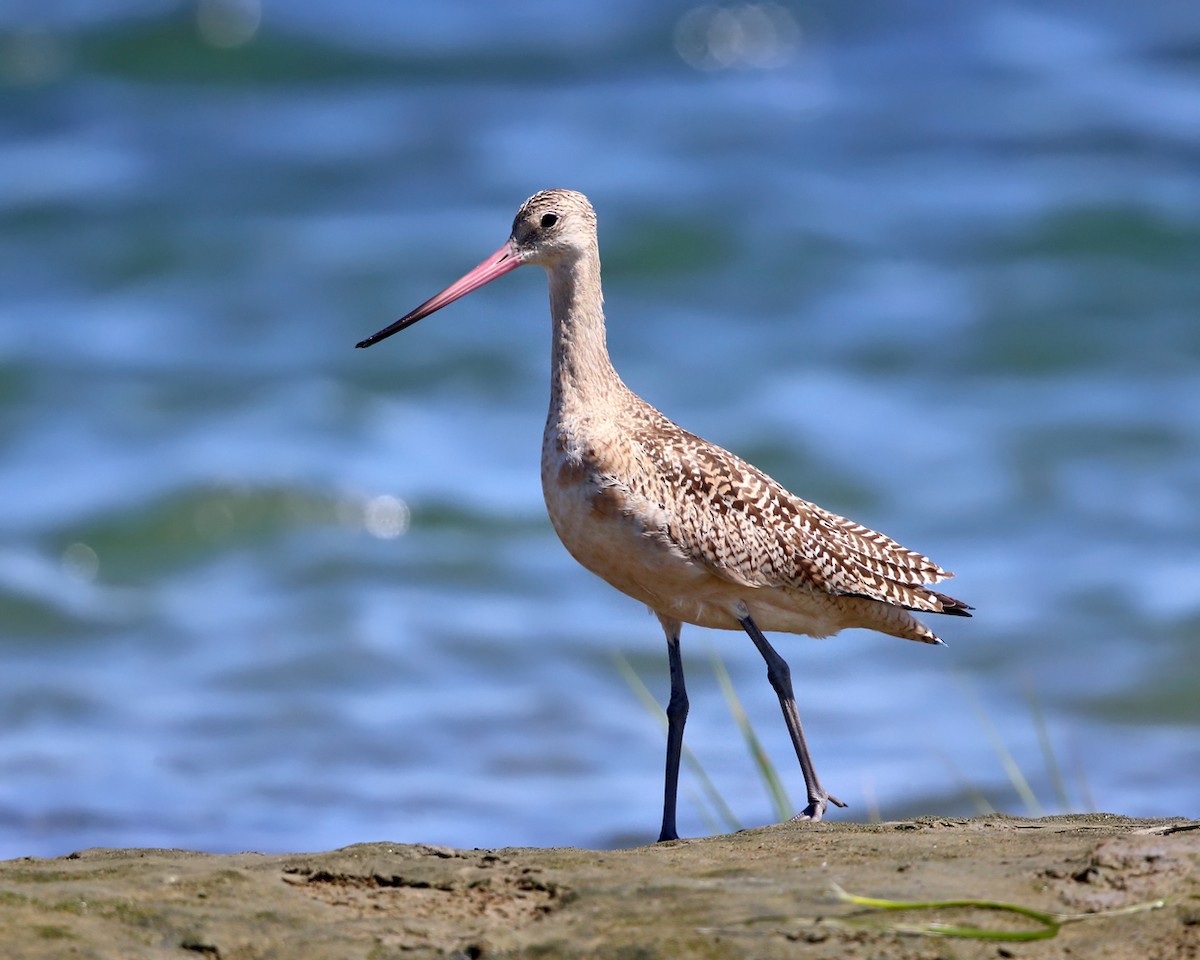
[356, 242, 521, 349]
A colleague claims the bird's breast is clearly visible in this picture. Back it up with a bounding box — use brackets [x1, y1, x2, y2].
[539, 424, 744, 628]
[540, 429, 645, 567]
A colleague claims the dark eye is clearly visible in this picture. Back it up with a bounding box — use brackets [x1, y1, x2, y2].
[540, 213, 558, 229]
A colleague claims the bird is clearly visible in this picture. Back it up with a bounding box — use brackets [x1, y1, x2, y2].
[356, 189, 971, 842]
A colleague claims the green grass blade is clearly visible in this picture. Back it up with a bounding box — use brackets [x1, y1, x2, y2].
[937, 750, 997, 815]
[833, 883, 1060, 940]
[612, 652, 742, 833]
[710, 650, 793, 823]
[1022, 674, 1070, 811]
[831, 883, 1166, 941]
[954, 672, 1043, 816]
[685, 785, 723, 837]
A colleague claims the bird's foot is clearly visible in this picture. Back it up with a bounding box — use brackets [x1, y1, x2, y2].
[788, 791, 847, 823]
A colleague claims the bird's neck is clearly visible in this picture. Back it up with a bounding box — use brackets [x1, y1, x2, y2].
[546, 248, 624, 416]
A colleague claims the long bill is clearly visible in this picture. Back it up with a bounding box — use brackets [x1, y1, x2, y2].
[356, 241, 521, 349]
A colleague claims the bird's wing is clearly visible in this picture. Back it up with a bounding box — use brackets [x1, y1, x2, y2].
[624, 417, 962, 614]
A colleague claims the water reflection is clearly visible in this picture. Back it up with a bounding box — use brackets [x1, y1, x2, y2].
[674, 3, 803, 71]
[195, 0, 262, 49]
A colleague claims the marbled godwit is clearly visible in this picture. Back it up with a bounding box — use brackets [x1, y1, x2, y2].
[357, 189, 971, 842]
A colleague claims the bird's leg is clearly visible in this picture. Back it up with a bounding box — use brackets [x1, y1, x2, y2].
[657, 615, 687, 842]
[738, 613, 847, 821]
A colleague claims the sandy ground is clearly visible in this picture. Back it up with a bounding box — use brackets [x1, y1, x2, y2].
[1, 814, 1197, 959]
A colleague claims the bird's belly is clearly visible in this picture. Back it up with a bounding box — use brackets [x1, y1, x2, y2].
[542, 458, 763, 631]
[541, 454, 853, 639]
[542, 459, 697, 611]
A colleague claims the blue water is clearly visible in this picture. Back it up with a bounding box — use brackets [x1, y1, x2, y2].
[2, 1, 1198, 858]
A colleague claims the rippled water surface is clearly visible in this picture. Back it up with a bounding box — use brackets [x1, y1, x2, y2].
[2, 1, 1198, 857]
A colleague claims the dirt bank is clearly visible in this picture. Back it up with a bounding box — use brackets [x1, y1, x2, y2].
[2, 814, 1197, 958]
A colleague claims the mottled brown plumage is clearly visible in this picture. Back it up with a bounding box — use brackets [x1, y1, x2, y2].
[358, 188, 971, 842]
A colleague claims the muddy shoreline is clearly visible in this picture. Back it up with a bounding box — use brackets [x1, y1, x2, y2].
[2, 814, 1197, 958]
